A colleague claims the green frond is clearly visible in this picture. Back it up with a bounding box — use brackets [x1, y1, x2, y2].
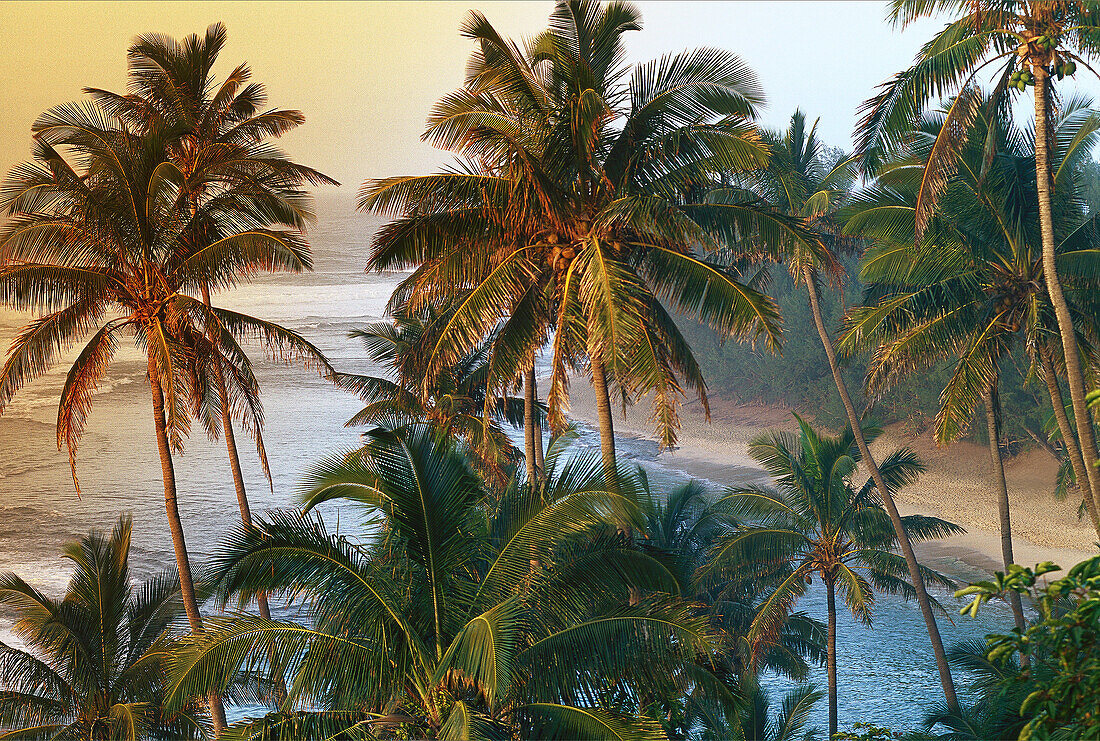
[520, 702, 667, 741]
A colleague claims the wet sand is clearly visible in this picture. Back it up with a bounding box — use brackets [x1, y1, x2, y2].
[562, 378, 1098, 578]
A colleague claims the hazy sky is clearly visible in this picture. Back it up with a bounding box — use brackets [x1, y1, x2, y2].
[0, 1, 949, 194]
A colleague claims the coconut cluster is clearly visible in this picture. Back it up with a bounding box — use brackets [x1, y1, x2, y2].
[1009, 68, 1035, 90]
[1011, 31, 1077, 90]
[546, 233, 577, 273]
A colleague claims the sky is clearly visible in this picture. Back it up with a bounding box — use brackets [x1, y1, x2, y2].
[0, 1, 952, 195]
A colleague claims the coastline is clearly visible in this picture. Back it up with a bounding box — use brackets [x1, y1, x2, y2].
[560, 378, 1097, 580]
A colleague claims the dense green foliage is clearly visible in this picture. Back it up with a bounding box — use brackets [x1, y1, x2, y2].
[168, 426, 747, 740]
[954, 557, 1100, 740]
[0, 518, 204, 740]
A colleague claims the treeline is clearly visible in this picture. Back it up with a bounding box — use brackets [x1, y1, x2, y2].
[676, 154, 1100, 447]
[675, 257, 1054, 448]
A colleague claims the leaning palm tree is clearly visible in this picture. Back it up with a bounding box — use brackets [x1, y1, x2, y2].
[700, 418, 961, 736]
[362, 0, 816, 480]
[0, 516, 206, 740]
[86, 23, 337, 652]
[166, 425, 725, 740]
[747, 109, 963, 710]
[0, 107, 331, 735]
[857, 0, 1100, 531]
[841, 97, 1100, 632]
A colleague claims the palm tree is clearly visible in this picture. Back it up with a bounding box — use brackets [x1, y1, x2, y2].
[733, 677, 822, 741]
[638, 476, 827, 739]
[700, 418, 961, 736]
[0, 516, 206, 740]
[335, 305, 536, 482]
[840, 98, 1100, 631]
[0, 106, 331, 735]
[857, 0, 1100, 536]
[748, 110, 962, 711]
[86, 23, 337, 652]
[361, 0, 814, 480]
[640, 476, 827, 676]
[165, 425, 725, 740]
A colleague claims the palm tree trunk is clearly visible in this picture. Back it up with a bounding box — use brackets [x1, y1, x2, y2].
[591, 356, 639, 603]
[532, 373, 545, 476]
[524, 365, 538, 486]
[825, 574, 838, 737]
[1034, 68, 1100, 520]
[802, 266, 958, 711]
[1039, 346, 1100, 536]
[590, 357, 617, 480]
[199, 284, 288, 707]
[147, 355, 228, 737]
[983, 382, 1027, 635]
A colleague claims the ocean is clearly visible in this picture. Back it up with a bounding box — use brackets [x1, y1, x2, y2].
[0, 192, 1015, 732]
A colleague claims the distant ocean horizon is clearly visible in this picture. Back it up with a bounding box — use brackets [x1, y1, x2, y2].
[0, 191, 1015, 731]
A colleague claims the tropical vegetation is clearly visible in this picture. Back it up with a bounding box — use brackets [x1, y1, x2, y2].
[82, 24, 338, 663]
[841, 94, 1100, 644]
[700, 419, 960, 735]
[0, 517, 205, 740]
[335, 304, 534, 482]
[168, 426, 730, 740]
[3, 0, 1100, 738]
[359, 0, 817, 481]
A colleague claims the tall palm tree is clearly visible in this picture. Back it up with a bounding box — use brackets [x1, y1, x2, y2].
[0, 107, 331, 735]
[335, 305, 537, 482]
[361, 0, 815, 479]
[841, 98, 1100, 631]
[166, 425, 725, 740]
[748, 110, 963, 711]
[85, 23, 337, 650]
[700, 418, 961, 736]
[857, 0, 1100, 536]
[0, 516, 206, 740]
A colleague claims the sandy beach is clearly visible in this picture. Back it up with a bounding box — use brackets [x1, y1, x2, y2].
[562, 378, 1098, 579]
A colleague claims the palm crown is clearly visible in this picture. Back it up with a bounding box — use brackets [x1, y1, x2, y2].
[167, 426, 725, 740]
[0, 109, 330, 485]
[361, 0, 818, 456]
[0, 516, 205, 740]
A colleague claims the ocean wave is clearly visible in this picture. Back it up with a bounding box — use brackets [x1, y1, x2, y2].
[0, 459, 61, 480]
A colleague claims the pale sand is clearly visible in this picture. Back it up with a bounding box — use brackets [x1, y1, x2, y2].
[560, 378, 1098, 578]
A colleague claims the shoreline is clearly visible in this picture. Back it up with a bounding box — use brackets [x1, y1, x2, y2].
[560, 378, 1097, 580]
